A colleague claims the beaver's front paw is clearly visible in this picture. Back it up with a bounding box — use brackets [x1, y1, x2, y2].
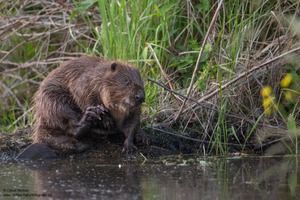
[80, 105, 107, 126]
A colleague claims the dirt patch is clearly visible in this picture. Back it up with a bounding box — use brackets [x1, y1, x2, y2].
[0, 126, 203, 160]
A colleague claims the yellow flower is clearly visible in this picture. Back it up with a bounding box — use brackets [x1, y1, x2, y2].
[260, 86, 272, 98]
[262, 96, 273, 109]
[262, 96, 275, 115]
[280, 73, 292, 88]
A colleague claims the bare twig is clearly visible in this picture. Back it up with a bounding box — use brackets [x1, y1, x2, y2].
[1, 57, 78, 74]
[174, 0, 224, 123]
[148, 77, 276, 128]
[7, 107, 33, 130]
[185, 46, 300, 112]
[148, 78, 218, 112]
[0, 0, 97, 127]
[0, 84, 22, 108]
[146, 43, 174, 91]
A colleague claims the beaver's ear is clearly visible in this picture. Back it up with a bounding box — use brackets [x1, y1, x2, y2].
[111, 62, 117, 71]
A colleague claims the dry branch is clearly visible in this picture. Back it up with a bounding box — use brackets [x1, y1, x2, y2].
[174, 0, 224, 122]
[184, 46, 300, 113]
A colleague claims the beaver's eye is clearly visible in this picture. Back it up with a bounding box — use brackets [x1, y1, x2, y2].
[125, 80, 132, 86]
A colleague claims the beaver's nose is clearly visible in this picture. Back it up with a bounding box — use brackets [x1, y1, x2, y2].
[136, 91, 145, 103]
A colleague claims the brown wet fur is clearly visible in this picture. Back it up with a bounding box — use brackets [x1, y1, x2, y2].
[32, 56, 145, 154]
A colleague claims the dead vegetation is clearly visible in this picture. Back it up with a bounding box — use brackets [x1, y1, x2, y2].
[0, 0, 96, 128]
[146, 0, 300, 154]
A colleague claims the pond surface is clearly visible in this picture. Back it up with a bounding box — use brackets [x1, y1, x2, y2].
[0, 155, 299, 200]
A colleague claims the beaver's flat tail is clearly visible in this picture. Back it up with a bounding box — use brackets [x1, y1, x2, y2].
[16, 143, 58, 160]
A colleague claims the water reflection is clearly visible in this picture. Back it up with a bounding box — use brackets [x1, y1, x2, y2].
[0, 156, 299, 199]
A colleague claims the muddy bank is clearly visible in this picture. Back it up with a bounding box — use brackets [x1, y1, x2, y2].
[0, 126, 205, 160]
[2, 125, 292, 160]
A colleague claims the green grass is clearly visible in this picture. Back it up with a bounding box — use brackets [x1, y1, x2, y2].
[0, 102, 29, 133]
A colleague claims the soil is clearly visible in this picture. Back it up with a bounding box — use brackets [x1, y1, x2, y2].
[5, 124, 283, 160]
[0, 126, 202, 160]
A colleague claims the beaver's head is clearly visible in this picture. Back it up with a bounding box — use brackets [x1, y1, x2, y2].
[101, 62, 145, 116]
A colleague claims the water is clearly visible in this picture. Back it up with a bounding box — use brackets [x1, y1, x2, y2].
[0, 156, 299, 200]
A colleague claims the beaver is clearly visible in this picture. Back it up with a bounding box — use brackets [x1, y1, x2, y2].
[28, 56, 145, 156]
